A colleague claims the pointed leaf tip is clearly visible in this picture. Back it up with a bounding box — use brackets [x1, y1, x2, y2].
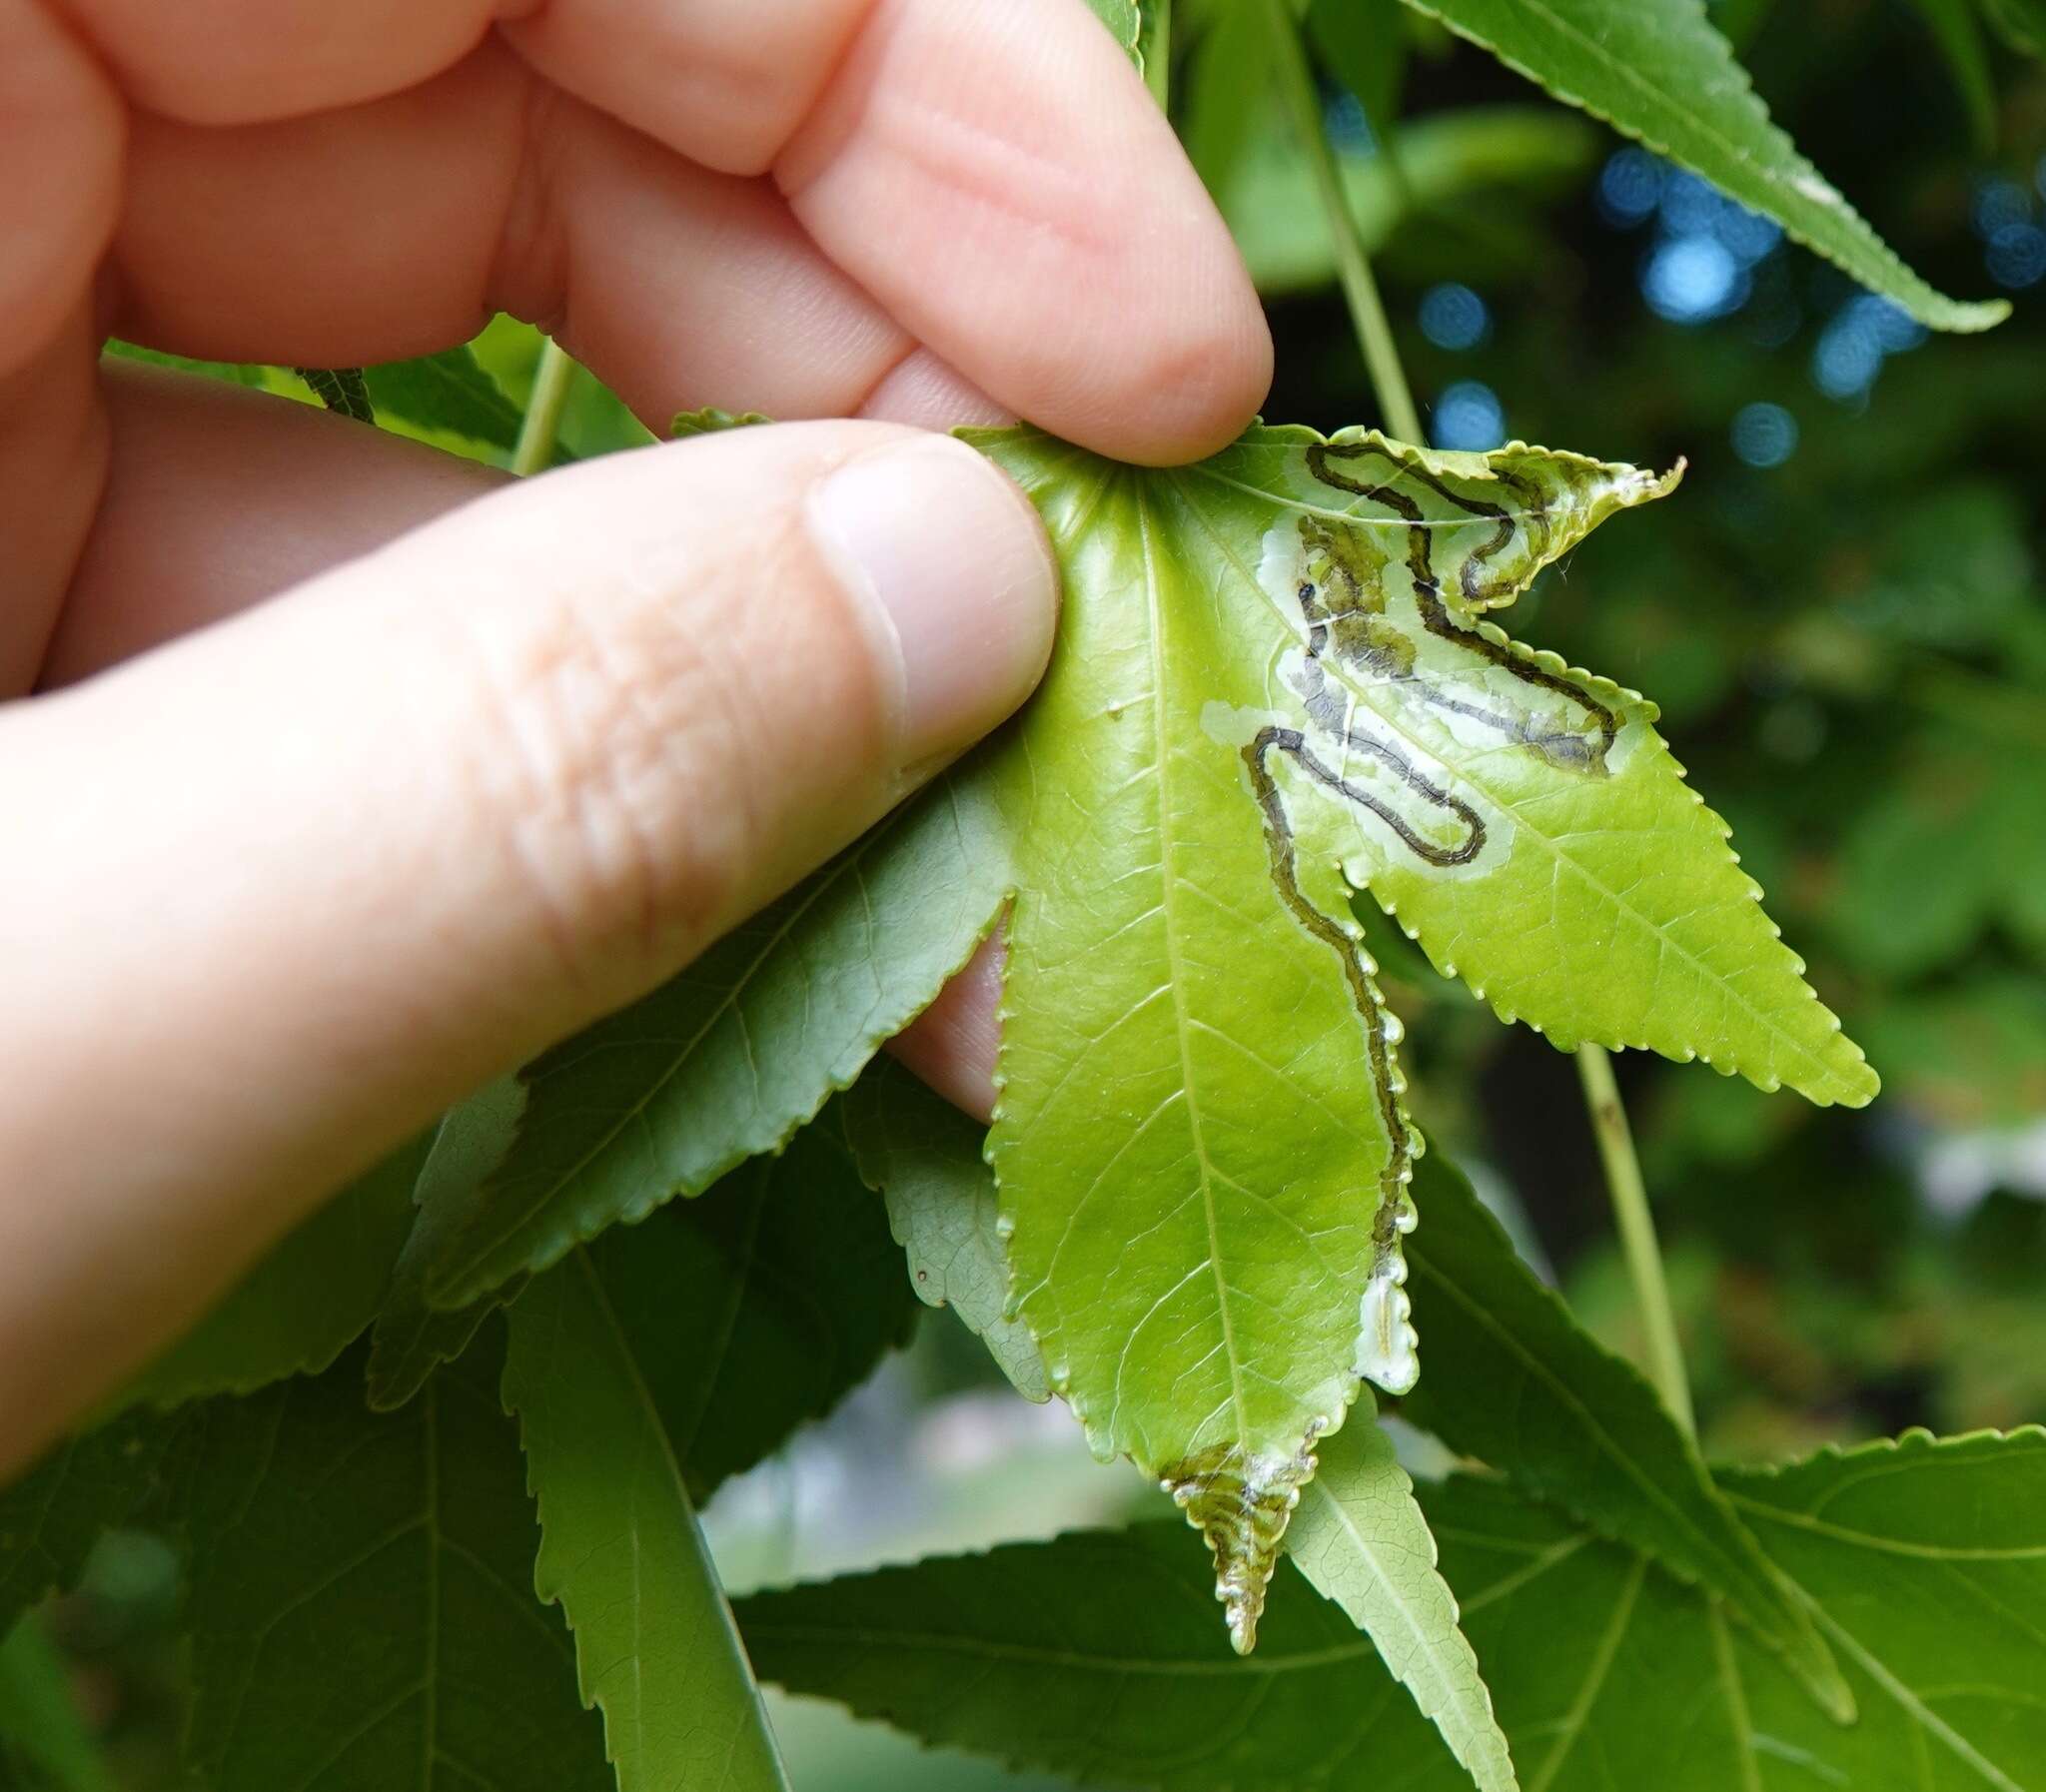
[1164, 1436, 1321, 1653]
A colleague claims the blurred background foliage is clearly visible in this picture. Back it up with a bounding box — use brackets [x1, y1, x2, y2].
[27, 0, 2046, 1785]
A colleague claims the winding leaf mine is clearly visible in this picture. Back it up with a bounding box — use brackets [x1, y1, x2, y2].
[970, 423, 1872, 1650]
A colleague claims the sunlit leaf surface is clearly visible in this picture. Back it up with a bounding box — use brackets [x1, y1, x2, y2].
[972, 423, 1869, 1648]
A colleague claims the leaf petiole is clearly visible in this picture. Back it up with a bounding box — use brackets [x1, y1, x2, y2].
[1576, 1042, 1695, 1435]
[1259, 0, 1423, 443]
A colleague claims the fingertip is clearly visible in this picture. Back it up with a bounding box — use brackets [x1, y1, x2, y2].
[1063, 284, 1273, 465]
[781, 0, 1272, 469]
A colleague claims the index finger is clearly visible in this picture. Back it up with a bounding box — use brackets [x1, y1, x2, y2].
[515, 0, 1274, 461]
[55, 0, 1271, 463]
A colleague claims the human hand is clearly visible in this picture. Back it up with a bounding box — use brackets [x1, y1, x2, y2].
[0, 0, 1270, 1473]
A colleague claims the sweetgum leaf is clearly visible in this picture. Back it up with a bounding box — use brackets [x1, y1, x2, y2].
[843, 1057, 1050, 1402]
[971, 422, 1871, 1650]
[427, 762, 1009, 1309]
[498, 1109, 909, 1790]
[1399, 1154, 1851, 1719]
[365, 349, 528, 455]
[0, 1413, 168, 1634]
[1403, 0, 2006, 331]
[1288, 1402, 1517, 1791]
[168, 1340, 611, 1792]
[117, 1131, 433, 1413]
[505, 1257, 791, 1792]
[294, 366, 375, 422]
[737, 1429, 2046, 1791]
[367, 1077, 530, 1412]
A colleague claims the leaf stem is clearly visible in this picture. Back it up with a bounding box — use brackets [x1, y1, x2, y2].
[1258, 0, 1423, 444]
[1575, 1043, 1695, 1436]
[1140, 0, 1173, 110]
[511, 338, 576, 477]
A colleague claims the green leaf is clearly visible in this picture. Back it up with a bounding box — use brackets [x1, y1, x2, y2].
[843, 1057, 1050, 1402]
[426, 764, 1010, 1309]
[1400, 0, 2006, 331]
[1219, 106, 1600, 295]
[521, 1115, 916, 1506]
[0, 1620, 113, 1792]
[365, 349, 527, 454]
[294, 366, 375, 422]
[671, 407, 773, 439]
[368, 1080, 530, 1411]
[971, 421, 1870, 1648]
[1980, 0, 2046, 56]
[1, 1414, 170, 1634]
[115, 1132, 433, 1414]
[1399, 1155, 1851, 1718]
[1288, 1401, 1517, 1792]
[505, 1258, 792, 1792]
[1083, 0, 1144, 63]
[1908, 0, 1999, 150]
[737, 1428, 2046, 1791]
[169, 1340, 609, 1792]
[1184, 0, 1277, 199]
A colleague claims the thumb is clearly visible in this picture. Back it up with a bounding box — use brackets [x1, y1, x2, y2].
[0, 419, 1054, 1462]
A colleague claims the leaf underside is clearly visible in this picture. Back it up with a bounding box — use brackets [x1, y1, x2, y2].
[1402, 0, 2006, 331]
[425, 762, 1010, 1310]
[736, 1427, 2046, 1791]
[971, 421, 1872, 1649]
[169, 1341, 611, 1792]
[843, 1056, 1051, 1402]
[1288, 1402, 1518, 1791]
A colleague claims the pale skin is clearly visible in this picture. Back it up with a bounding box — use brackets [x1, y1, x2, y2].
[0, 0, 1272, 1476]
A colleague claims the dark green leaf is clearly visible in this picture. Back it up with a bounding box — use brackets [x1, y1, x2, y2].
[498, 1109, 914, 1789]
[1399, 1154, 1849, 1717]
[117, 1132, 433, 1413]
[550, 1114, 915, 1504]
[170, 1341, 610, 1792]
[368, 1083, 529, 1411]
[294, 366, 375, 423]
[427, 763, 1009, 1309]
[505, 1248, 793, 1792]
[1, 1414, 169, 1636]
[1908, 0, 1998, 150]
[1402, 0, 2006, 330]
[365, 349, 526, 453]
[1308, 0, 1408, 139]
[738, 1429, 2046, 1790]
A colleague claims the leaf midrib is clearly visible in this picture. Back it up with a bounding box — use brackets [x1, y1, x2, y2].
[1137, 480, 1253, 1456]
